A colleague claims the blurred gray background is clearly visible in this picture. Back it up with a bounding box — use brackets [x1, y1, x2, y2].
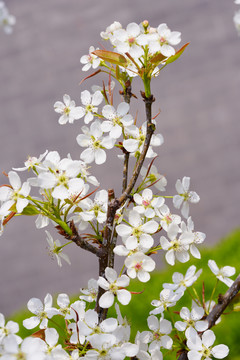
[0, 0, 240, 316]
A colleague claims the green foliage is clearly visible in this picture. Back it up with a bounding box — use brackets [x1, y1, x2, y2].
[9, 228, 240, 359]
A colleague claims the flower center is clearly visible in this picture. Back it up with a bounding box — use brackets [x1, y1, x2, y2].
[64, 106, 71, 115]
[134, 261, 143, 271]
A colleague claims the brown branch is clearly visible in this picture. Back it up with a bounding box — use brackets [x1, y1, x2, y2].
[118, 93, 155, 207]
[177, 273, 240, 360]
[57, 221, 101, 257]
[122, 81, 132, 192]
[206, 273, 240, 327]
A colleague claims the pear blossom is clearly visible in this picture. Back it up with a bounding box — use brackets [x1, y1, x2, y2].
[234, 10, 240, 36]
[45, 231, 71, 267]
[173, 176, 200, 218]
[0, 313, 21, 344]
[150, 288, 184, 315]
[43, 328, 68, 359]
[54, 94, 84, 125]
[140, 165, 167, 192]
[208, 260, 235, 287]
[123, 122, 164, 158]
[156, 204, 181, 231]
[36, 152, 87, 200]
[13, 150, 48, 173]
[100, 21, 122, 41]
[80, 278, 98, 303]
[163, 265, 202, 292]
[77, 309, 118, 343]
[175, 303, 208, 338]
[56, 293, 72, 319]
[125, 251, 156, 282]
[148, 23, 181, 57]
[0, 2, 16, 34]
[160, 223, 194, 266]
[80, 189, 108, 223]
[80, 46, 101, 71]
[0, 171, 31, 215]
[78, 90, 103, 124]
[180, 217, 206, 259]
[113, 22, 144, 58]
[1, 335, 46, 360]
[77, 121, 115, 165]
[101, 102, 134, 139]
[23, 294, 58, 330]
[133, 188, 165, 218]
[98, 267, 131, 308]
[144, 315, 173, 351]
[186, 329, 229, 360]
[116, 210, 158, 251]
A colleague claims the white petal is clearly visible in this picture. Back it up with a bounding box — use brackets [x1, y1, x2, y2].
[211, 345, 229, 359]
[99, 291, 114, 308]
[117, 289, 131, 305]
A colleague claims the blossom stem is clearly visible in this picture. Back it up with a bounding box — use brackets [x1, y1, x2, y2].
[208, 279, 219, 313]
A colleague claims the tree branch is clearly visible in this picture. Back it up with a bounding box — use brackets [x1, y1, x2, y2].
[177, 273, 240, 360]
[118, 93, 155, 207]
[57, 221, 101, 257]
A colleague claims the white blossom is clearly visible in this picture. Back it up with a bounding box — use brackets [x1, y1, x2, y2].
[150, 288, 184, 315]
[77, 121, 115, 165]
[101, 102, 133, 139]
[80, 278, 98, 303]
[233, 9, 240, 36]
[148, 23, 181, 57]
[45, 230, 71, 267]
[133, 189, 165, 218]
[23, 294, 58, 330]
[98, 267, 131, 308]
[125, 251, 156, 282]
[208, 259, 235, 287]
[163, 265, 202, 292]
[0, 2, 16, 34]
[78, 90, 103, 124]
[175, 303, 208, 338]
[187, 329, 229, 360]
[54, 94, 84, 125]
[0, 171, 31, 215]
[80, 46, 101, 71]
[173, 176, 200, 218]
[160, 223, 193, 266]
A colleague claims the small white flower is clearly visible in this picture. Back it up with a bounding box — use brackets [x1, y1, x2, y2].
[150, 288, 183, 315]
[163, 265, 202, 292]
[180, 217, 206, 259]
[2, 335, 46, 359]
[173, 176, 200, 218]
[23, 293, 58, 329]
[113, 22, 144, 58]
[133, 189, 165, 219]
[54, 94, 84, 125]
[160, 223, 193, 266]
[0, 313, 21, 344]
[233, 9, 240, 36]
[100, 21, 122, 41]
[101, 102, 133, 139]
[116, 210, 158, 251]
[149, 23, 181, 57]
[156, 204, 181, 231]
[0, 2, 16, 34]
[80, 278, 98, 303]
[140, 165, 167, 192]
[125, 251, 155, 282]
[80, 189, 108, 224]
[13, 150, 48, 173]
[98, 267, 131, 308]
[208, 259, 235, 287]
[146, 315, 173, 351]
[79, 90, 103, 124]
[187, 329, 229, 360]
[80, 46, 101, 71]
[0, 171, 31, 215]
[45, 231, 71, 267]
[175, 303, 208, 338]
[77, 121, 115, 165]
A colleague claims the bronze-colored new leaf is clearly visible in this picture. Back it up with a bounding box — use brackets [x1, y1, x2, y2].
[92, 50, 128, 67]
[164, 42, 190, 65]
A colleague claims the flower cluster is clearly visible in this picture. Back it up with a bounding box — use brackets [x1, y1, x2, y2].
[0, 19, 235, 360]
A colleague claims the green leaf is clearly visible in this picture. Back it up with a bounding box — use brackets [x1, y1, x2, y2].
[21, 204, 40, 216]
[164, 42, 190, 65]
[92, 50, 128, 67]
